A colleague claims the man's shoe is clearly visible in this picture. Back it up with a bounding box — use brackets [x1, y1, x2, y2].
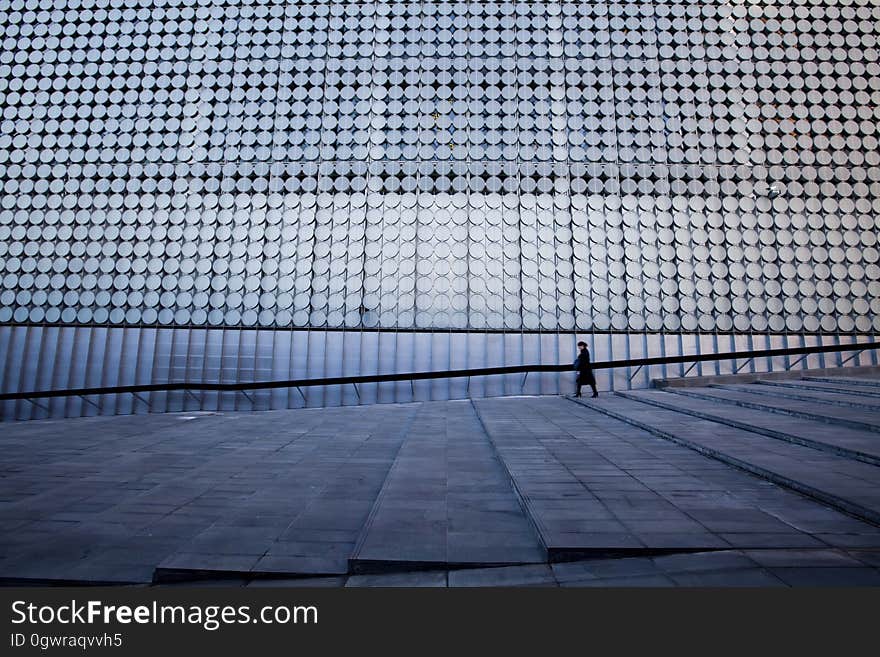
[591, 393, 598, 398]
[575, 393, 581, 397]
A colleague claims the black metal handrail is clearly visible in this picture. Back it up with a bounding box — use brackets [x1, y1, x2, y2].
[1, 339, 877, 403]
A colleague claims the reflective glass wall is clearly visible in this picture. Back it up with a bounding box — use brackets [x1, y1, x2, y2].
[1, 0, 878, 418]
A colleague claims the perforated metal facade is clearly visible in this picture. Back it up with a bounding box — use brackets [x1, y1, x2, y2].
[0, 1, 878, 417]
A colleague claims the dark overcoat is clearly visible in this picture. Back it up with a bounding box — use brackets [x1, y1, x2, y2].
[574, 349, 595, 385]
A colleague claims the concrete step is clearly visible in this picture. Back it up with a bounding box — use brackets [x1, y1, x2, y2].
[752, 381, 880, 410]
[711, 383, 880, 411]
[804, 376, 880, 388]
[755, 379, 880, 400]
[620, 389, 880, 467]
[668, 386, 880, 434]
[568, 394, 880, 527]
[349, 401, 545, 573]
[474, 396, 880, 554]
[652, 365, 880, 390]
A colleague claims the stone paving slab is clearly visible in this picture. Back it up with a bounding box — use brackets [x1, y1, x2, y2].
[573, 395, 880, 527]
[165, 408, 417, 578]
[3, 390, 880, 585]
[246, 576, 347, 588]
[768, 567, 880, 587]
[0, 404, 417, 583]
[448, 563, 556, 587]
[560, 574, 682, 587]
[669, 386, 880, 433]
[622, 388, 880, 465]
[345, 571, 448, 587]
[666, 568, 787, 586]
[350, 401, 544, 571]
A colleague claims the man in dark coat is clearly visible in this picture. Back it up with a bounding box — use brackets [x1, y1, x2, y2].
[574, 341, 598, 398]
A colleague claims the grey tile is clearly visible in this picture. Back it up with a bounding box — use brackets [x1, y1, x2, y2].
[719, 533, 827, 549]
[160, 578, 248, 587]
[768, 567, 880, 587]
[52, 561, 156, 584]
[560, 574, 677, 588]
[846, 550, 880, 568]
[158, 553, 262, 572]
[448, 564, 556, 587]
[247, 576, 347, 588]
[252, 555, 349, 575]
[815, 533, 880, 549]
[545, 532, 644, 549]
[265, 541, 354, 559]
[552, 557, 660, 581]
[653, 551, 759, 573]
[345, 571, 447, 587]
[743, 549, 867, 568]
[446, 544, 546, 564]
[666, 568, 785, 586]
[636, 533, 731, 549]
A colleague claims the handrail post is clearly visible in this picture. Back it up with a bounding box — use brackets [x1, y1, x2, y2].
[25, 398, 50, 413]
[78, 395, 101, 411]
[735, 357, 753, 373]
[131, 392, 150, 408]
[839, 349, 865, 366]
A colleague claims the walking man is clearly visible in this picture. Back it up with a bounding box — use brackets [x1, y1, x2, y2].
[574, 341, 598, 398]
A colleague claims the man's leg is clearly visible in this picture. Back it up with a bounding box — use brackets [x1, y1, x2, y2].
[590, 382, 598, 398]
[575, 375, 582, 397]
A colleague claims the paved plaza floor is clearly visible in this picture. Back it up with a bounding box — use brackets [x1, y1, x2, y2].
[1, 372, 879, 586]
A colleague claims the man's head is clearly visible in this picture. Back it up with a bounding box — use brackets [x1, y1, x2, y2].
[577, 341, 587, 349]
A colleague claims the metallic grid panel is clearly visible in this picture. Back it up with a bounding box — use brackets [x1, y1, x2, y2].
[0, 0, 877, 334]
[0, 1, 879, 418]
